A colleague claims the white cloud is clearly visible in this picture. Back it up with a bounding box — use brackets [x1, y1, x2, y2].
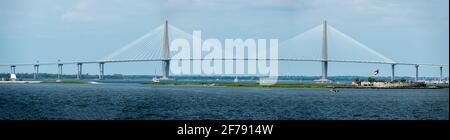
[61, 10, 85, 22]
[60, 0, 122, 22]
[292, 0, 420, 27]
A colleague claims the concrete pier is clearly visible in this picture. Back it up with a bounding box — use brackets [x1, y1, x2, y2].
[440, 66, 443, 82]
[415, 65, 419, 82]
[57, 64, 63, 80]
[34, 65, 39, 80]
[10, 65, 16, 74]
[391, 64, 396, 81]
[77, 63, 83, 80]
[321, 61, 328, 81]
[99, 62, 104, 80]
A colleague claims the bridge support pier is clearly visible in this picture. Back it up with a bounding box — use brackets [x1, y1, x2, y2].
[391, 64, 396, 81]
[34, 65, 39, 80]
[415, 65, 419, 82]
[99, 62, 104, 80]
[321, 61, 328, 81]
[439, 66, 443, 82]
[162, 61, 170, 80]
[10, 65, 16, 74]
[77, 63, 83, 80]
[57, 64, 63, 80]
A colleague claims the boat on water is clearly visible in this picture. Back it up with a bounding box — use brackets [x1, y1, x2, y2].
[152, 77, 160, 83]
[329, 88, 339, 93]
[152, 69, 160, 83]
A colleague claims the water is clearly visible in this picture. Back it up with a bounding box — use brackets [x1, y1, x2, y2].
[0, 83, 448, 120]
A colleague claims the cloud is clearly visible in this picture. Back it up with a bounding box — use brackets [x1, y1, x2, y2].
[61, 0, 121, 22]
[61, 10, 85, 22]
[165, 0, 302, 12]
[290, 0, 421, 27]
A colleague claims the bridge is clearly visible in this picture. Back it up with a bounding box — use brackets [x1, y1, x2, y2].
[1, 20, 448, 82]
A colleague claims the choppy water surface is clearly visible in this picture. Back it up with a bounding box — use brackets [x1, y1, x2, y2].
[0, 83, 448, 120]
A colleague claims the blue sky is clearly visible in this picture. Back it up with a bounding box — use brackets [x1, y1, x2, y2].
[0, 0, 448, 77]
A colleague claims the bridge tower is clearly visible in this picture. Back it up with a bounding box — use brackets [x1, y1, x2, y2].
[161, 19, 170, 80]
[316, 20, 331, 82]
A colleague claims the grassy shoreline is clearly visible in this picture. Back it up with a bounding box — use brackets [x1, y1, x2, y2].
[43, 81, 93, 84]
[144, 81, 352, 88]
[143, 81, 448, 89]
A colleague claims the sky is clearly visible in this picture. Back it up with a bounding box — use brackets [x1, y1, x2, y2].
[0, 0, 448, 77]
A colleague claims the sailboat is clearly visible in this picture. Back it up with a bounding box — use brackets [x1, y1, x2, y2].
[233, 76, 239, 83]
[152, 69, 160, 83]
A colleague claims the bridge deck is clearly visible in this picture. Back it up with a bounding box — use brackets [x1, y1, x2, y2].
[0, 58, 447, 67]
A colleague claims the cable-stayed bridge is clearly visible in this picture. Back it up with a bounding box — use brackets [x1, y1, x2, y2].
[0, 20, 447, 82]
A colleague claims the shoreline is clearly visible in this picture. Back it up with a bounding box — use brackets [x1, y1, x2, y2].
[43, 81, 97, 84]
[143, 81, 448, 89]
[1, 80, 447, 89]
[0, 80, 98, 84]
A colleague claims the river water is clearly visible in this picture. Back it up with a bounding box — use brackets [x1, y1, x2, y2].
[0, 83, 448, 120]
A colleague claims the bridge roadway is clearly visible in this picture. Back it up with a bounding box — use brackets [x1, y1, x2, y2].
[0, 58, 447, 82]
[0, 58, 447, 67]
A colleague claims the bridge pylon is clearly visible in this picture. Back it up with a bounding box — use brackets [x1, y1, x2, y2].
[161, 19, 170, 80]
[315, 20, 331, 83]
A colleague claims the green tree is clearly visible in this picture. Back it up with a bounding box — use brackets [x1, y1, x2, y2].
[367, 77, 376, 83]
[399, 78, 407, 83]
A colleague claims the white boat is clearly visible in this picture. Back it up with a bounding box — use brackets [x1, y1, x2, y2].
[233, 76, 239, 83]
[152, 69, 160, 83]
[152, 77, 160, 83]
